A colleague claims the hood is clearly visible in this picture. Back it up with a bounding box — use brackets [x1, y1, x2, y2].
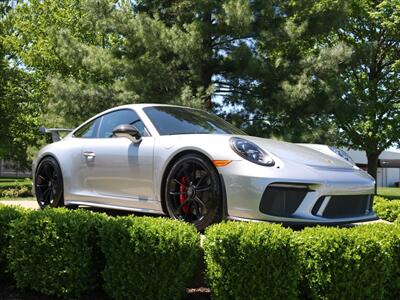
[243, 136, 354, 169]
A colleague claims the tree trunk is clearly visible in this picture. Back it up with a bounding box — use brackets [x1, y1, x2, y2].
[201, 66, 213, 110]
[201, 10, 213, 110]
[366, 151, 380, 194]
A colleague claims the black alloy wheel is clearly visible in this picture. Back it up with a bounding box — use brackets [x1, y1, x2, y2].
[165, 154, 222, 230]
[35, 157, 64, 209]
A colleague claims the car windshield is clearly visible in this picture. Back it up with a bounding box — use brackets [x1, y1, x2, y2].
[143, 106, 246, 136]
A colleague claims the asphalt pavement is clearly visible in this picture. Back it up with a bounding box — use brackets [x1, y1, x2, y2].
[0, 200, 39, 209]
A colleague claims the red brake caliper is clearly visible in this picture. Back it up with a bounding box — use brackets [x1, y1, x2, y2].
[180, 176, 189, 214]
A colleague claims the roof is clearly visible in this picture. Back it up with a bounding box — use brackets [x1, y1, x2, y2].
[345, 149, 400, 165]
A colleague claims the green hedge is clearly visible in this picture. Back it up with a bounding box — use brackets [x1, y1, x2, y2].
[99, 216, 200, 300]
[0, 178, 32, 198]
[204, 222, 300, 300]
[352, 223, 400, 299]
[297, 225, 392, 300]
[0, 205, 27, 280]
[2, 205, 400, 299]
[204, 222, 400, 300]
[374, 196, 400, 222]
[7, 208, 105, 298]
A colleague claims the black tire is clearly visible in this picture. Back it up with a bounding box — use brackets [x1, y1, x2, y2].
[35, 157, 64, 209]
[65, 204, 79, 210]
[164, 154, 222, 230]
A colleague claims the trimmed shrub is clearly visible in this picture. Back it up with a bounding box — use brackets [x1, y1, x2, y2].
[0, 179, 32, 198]
[352, 223, 400, 299]
[297, 226, 391, 300]
[0, 205, 27, 280]
[374, 196, 400, 222]
[204, 222, 300, 300]
[99, 216, 201, 300]
[7, 208, 106, 298]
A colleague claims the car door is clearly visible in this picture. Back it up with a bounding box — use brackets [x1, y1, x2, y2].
[79, 109, 155, 208]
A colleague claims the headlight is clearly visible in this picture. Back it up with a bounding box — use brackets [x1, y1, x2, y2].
[230, 137, 275, 166]
[329, 146, 355, 165]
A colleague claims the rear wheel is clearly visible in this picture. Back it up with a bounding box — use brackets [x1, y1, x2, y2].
[35, 157, 64, 209]
[165, 154, 222, 230]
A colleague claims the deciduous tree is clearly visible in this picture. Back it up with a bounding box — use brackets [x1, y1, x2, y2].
[304, 0, 400, 181]
[238, 0, 400, 181]
[0, 1, 43, 167]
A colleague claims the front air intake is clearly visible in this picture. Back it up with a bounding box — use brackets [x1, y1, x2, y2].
[321, 195, 373, 218]
[259, 183, 313, 217]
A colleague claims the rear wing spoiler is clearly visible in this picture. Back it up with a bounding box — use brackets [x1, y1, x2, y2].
[39, 126, 74, 142]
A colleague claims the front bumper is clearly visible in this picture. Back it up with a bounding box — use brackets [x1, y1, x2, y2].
[220, 160, 376, 224]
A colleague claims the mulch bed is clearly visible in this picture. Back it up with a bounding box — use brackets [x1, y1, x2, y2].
[0, 281, 211, 300]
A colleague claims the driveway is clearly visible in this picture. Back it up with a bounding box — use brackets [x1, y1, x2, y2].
[0, 200, 39, 209]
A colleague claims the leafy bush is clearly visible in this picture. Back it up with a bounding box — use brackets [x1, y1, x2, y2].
[1, 186, 32, 198]
[0, 205, 27, 280]
[7, 208, 105, 298]
[0, 179, 32, 198]
[352, 223, 400, 299]
[4, 205, 399, 300]
[204, 222, 300, 300]
[297, 226, 392, 300]
[374, 196, 400, 222]
[99, 216, 201, 300]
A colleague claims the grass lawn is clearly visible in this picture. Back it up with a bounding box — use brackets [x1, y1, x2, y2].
[0, 177, 32, 189]
[377, 187, 400, 200]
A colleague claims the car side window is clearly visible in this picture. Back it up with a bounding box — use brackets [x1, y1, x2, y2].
[74, 118, 101, 138]
[97, 109, 149, 138]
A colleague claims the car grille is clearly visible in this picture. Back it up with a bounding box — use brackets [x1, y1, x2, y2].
[318, 195, 373, 218]
[259, 183, 312, 217]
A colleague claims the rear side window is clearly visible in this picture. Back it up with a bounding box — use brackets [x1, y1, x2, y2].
[97, 109, 148, 138]
[74, 118, 100, 138]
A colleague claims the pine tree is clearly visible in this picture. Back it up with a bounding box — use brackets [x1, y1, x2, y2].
[7, 0, 262, 126]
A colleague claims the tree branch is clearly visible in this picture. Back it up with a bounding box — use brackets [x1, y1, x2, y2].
[211, 35, 254, 47]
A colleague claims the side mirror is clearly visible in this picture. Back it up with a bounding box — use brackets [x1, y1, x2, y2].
[112, 124, 142, 143]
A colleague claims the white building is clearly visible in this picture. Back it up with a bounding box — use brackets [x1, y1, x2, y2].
[345, 149, 400, 187]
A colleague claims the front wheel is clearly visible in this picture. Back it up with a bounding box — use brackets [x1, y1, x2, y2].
[35, 157, 64, 209]
[165, 154, 222, 230]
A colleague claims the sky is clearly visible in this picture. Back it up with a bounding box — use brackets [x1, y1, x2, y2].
[387, 146, 400, 153]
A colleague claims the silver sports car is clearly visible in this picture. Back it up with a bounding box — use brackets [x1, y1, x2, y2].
[33, 104, 377, 229]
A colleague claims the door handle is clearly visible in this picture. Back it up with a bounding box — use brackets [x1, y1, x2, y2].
[83, 151, 96, 161]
